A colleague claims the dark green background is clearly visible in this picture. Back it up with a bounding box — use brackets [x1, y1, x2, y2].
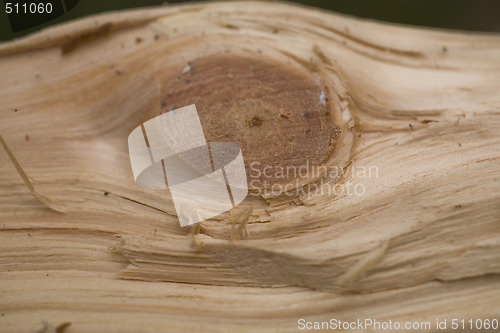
[1, 0, 499, 42]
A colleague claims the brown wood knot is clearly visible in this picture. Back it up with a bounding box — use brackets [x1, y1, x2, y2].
[159, 55, 340, 195]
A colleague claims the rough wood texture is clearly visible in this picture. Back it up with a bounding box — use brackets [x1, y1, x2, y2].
[1, 2, 499, 332]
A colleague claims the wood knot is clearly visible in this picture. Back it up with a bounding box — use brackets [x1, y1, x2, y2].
[159, 55, 339, 193]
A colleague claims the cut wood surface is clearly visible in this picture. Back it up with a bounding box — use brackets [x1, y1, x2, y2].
[1, 1, 500, 332]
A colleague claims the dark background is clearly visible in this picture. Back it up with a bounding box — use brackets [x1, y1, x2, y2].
[1, 0, 500, 42]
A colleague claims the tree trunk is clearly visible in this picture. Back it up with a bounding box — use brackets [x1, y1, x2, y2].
[1, 2, 499, 332]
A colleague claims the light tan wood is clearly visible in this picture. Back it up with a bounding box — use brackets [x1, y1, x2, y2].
[1, 2, 499, 332]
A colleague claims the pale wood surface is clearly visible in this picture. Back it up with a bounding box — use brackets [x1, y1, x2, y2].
[1, 2, 499, 332]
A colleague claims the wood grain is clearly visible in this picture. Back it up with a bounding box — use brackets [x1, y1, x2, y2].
[0, 2, 499, 332]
